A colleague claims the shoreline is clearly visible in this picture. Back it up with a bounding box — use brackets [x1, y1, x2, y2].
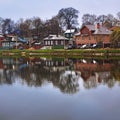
[1, 49, 120, 58]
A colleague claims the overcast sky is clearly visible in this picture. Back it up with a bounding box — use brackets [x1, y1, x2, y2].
[0, 0, 119, 25]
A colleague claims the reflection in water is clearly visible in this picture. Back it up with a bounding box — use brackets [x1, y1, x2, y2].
[0, 57, 120, 94]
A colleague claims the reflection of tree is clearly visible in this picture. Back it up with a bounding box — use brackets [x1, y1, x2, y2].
[106, 79, 116, 88]
[59, 71, 79, 94]
[83, 76, 97, 89]
[110, 62, 120, 81]
[0, 57, 120, 93]
[0, 58, 80, 94]
[16, 59, 80, 94]
[19, 64, 48, 87]
[3, 68, 14, 84]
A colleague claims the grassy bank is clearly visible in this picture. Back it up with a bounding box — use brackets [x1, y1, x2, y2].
[0, 48, 120, 59]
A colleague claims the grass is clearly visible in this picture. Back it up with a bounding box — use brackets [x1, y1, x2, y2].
[0, 48, 120, 58]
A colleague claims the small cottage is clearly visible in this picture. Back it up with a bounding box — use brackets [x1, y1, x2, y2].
[43, 34, 69, 49]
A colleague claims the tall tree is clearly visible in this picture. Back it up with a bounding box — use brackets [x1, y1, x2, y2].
[58, 7, 79, 30]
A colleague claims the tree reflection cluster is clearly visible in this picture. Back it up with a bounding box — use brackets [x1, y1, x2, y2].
[0, 57, 120, 94]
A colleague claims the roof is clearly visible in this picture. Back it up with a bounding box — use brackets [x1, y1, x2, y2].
[85, 25, 95, 31]
[0, 34, 4, 37]
[44, 35, 69, 40]
[84, 24, 111, 35]
[93, 27, 111, 35]
[65, 29, 75, 34]
[74, 32, 81, 36]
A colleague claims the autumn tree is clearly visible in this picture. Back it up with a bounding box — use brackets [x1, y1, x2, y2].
[58, 7, 79, 30]
[110, 27, 120, 48]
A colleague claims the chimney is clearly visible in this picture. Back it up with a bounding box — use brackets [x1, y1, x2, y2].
[95, 23, 100, 29]
[95, 23, 101, 32]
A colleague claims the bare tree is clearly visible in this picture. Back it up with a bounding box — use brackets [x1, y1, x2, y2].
[32, 17, 43, 35]
[58, 7, 79, 30]
[82, 14, 97, 25]
[117, 12, 120, 20]
[44, 16, 62, 36]
[97, 15, 108, 24]
[2, 18, 15, 34]
[17, 18, 32, 37]
[0, 17, 3, 33]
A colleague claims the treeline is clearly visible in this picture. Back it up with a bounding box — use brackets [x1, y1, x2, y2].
[0, 7, 120, 40]
[0, 16, 62, 41]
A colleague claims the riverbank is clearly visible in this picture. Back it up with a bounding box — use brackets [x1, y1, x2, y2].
[1, 48, 120, 59]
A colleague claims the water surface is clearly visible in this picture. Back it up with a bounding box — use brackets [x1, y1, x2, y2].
[0, 57, 120, 120]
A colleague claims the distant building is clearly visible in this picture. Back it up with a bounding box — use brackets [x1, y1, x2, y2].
[0, 34, 4, 48]
[64, 29, 76, 44]
[74, 23, 111, 48]
[1, 35, 17, 49]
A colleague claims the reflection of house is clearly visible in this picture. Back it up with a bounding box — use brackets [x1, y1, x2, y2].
[75, 23, 111, 48]
[43, 34, 69, 49]
[0, 58, 4, 69]
[43, 59, 66, 72]
[74, 59, 113, 81]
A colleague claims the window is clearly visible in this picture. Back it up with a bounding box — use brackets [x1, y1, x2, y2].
[48, 41, 50, 45]
[45, 41, 48, 45]
[51, 41, 53, 45]
[55, 41, 58, 45]
[61, 40, 64, 45]
[82, 36, 84, 40]
[66, 34, 69, 38]
[94, 36, 97, 41]
[88, 36, 91, 40]
[102, 36, 105, 41]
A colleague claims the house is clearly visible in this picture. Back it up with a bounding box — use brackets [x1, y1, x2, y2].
[43, 34, 69, 49]
[75, 23, 111, 48]
[1, 35, 30, 49]
[1, 35, 17, 49]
